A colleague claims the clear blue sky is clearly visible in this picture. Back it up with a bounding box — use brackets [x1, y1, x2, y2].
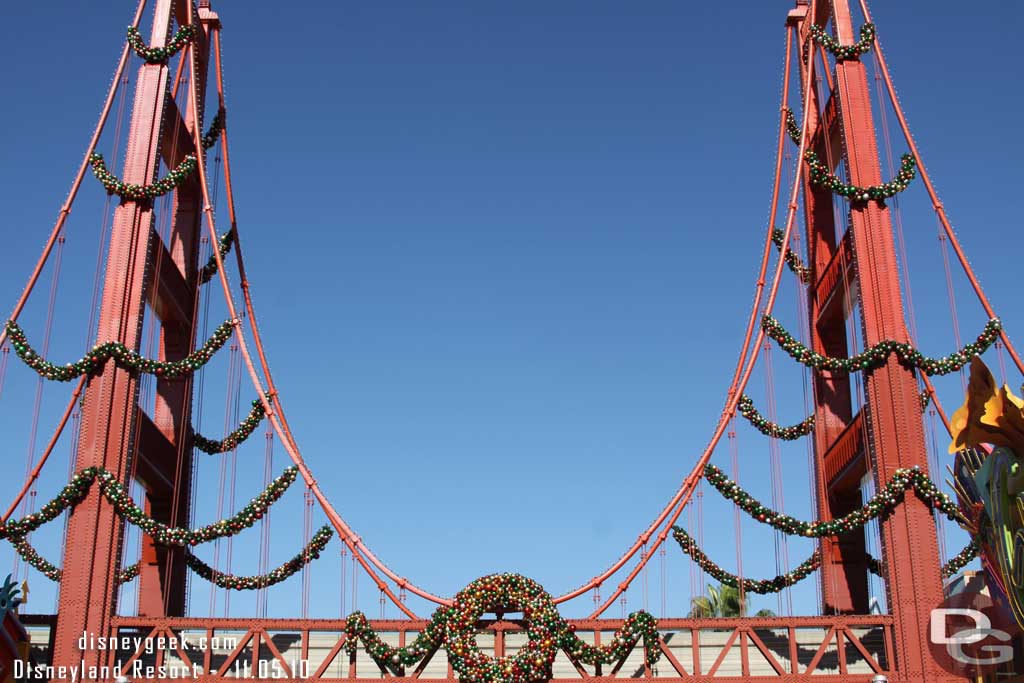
[0, 1, 1021, 621]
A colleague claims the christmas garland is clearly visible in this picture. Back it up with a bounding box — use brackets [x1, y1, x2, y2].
[184, 525, 333, 590]
[193, 399, 266, 454]
[920, 390, 931, 410]
[809, 23, 876, 61]
[703, 462, 963, 537]
[8, 536, 61, 581]
[805, 151, 916, 204]
[5, 319, 233, 382]
[117, 560, 143, 584]
[88, 152, 197, 201]
[783, 108, 802, 145]
[198, 231, 235, 285]
[344, 573, 661, 682]
[737, 394, 815, 440]
[941, 539, 981, 579]
[98, 465, 298, 546]
[770, 228, 812, 283]
[761, 315, 1002, 376]
[126, 24, 196, 64]
[0, 468, 98, 539]
[201, 108, 225, 151]
[671, 527, 822, 594]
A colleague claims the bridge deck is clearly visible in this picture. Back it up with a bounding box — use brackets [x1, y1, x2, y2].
[20, 614, 892, 682]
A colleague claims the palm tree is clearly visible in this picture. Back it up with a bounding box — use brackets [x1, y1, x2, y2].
[688, 583, 776, 618]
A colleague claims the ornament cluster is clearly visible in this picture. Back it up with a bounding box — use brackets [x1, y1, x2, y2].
[201, 108, 225, 150]
[199, 231, 236, 284]
[97, 465, 298, 546]
[809, 22, 876, 61]
[737, 394, 815, 440]
[0, 468, 98, 539]
[941, 539, 980, 579]
[783, 108, 802, 145]
[126, 24, 196, 64]
[5, 319, 233, 382]
[805, 151, 916, 204]
[672, 527, 821, 594]
[184, 525, 333, 590]
[345, 573, 661, 683]
[89, 152, 197, 201]
[761, 315, 1002, 376]
[9, 536, 62, 581]
[770, 229, 812, 283]
[193, 399, 266, 454]
[704, 463, 963, 538]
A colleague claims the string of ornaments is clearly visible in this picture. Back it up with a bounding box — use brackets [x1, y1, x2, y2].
[126, 24, 195, 64]
[4, 319, 233, 382]
[98, 465, 298, 546]
[344, 573, 661, 683]
[199, 231, 235, 284]
[762, 315, 1002, 376]
[184, 525, 333, 590]
[783, 108, 802, 145]
[0, 468, 97, 539]
[771, 229, 812, 283]
[193, 399, 266, 454]
[737, 394, 815, 440]
[7, 535, 142, 585]
[704, 463, 963, 537]
[805, 151, 917, 204]
[672, 527, 822, 594]
[810, 22, 876, 61]
[88, 107, 223, 202]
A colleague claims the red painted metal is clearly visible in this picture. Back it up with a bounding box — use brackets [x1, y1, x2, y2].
[49, 0, 214, 671]
[21, 613, 894, 683]
[795, 1, 952, 681]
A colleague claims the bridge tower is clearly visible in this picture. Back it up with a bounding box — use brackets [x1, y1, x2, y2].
[49, 0, 217, 672]
[793, 1, 951, 680]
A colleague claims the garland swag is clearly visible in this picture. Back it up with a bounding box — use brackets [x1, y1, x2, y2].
[771, 229, 812, 283]
[4, 319, 233, 382]
[810, 23, 876, 61]
[737, 394, 814, 440]
[672, 527, 822, 594]
[193, 399, 266, 454]
[199, 231, 236, 285]
[761, 315, 1001, 376]
[126, 24, 195, 64]
[783, 108, 802, 145]
[184, 525, 333, 590]
[7, 535, 141, 584]
[344, 573, 660, 683]
[805, 151, 916, 204]
[89, 152, 197, 201]
[703, 463, 962, 537]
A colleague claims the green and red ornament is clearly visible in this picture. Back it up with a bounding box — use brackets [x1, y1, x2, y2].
[89, 152, 197, 201]
[126, 24, 196, 64]
[805, 150, 916, 204]
[704, 462, 963, 538]
[8, 536, 62, 582]
[809, 23, 876, 61]
[345, 573, 661, 683]
[762, 314, 1001, 376]
[193, 399, 266, 454]
[184, 525, 333, 590]
[737, 394, 814, 440]
[672, 527, 821, 594]
[201, 108, 226, 150]
[5, 319, 233, 382]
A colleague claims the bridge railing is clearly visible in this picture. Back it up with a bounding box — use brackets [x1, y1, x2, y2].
[20, 614, 893, 682]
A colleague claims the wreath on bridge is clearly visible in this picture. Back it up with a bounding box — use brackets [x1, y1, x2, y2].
[345, 573, 660, 683]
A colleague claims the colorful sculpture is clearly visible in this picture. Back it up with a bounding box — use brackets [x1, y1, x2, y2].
[949, 357, 1024, 629]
